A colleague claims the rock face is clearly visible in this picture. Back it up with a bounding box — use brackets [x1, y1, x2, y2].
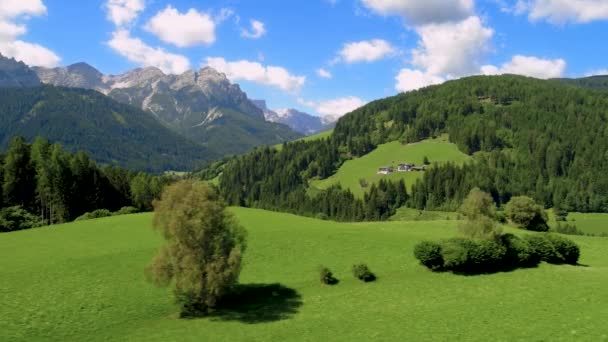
[0, 54, 41, 87]
[33, 63, 301, 155]
[253, 100, 334, 136]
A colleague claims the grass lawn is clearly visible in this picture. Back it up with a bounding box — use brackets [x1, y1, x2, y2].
[310, 137, 470, 197]
[1, 208, 607, 341]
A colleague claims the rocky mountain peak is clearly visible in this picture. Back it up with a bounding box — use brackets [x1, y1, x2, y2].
[0, 53, 41, 87]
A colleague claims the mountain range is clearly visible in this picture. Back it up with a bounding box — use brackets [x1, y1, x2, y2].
[252, 100, 334, 135]
[33, 62, 302, 155]
[0, 53, 307, 171]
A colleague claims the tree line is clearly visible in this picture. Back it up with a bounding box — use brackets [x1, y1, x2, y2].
[1, 136, 169, 232]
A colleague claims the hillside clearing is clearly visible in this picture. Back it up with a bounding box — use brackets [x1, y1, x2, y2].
[310, 137, 470, 197]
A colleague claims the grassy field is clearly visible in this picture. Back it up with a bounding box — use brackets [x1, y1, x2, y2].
[274, 129, 333, 151]
[310, 137, 470, 197]
[564, 213, 608, 235]
[1, 208, 607, 341]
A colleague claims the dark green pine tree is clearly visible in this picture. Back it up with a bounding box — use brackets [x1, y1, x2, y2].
[2, 137, 36, 210]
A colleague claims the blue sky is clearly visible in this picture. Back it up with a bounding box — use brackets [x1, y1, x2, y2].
[2, 0, 608, 118]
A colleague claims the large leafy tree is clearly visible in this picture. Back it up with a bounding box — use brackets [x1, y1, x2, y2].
[146, 180, 247, 316]
[2, 137, 35, 209]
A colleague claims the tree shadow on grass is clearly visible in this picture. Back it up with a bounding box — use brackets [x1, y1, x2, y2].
[209, 283, 303, 324]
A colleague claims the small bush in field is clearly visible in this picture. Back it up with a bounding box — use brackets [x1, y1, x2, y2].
[319, 266, 339, 285]
[500, 234, 540, 268]
[115, 206, 139, 215]
[352, 263, 376, 282]
[545, 234, 580, 265]
[413, 241, 443, 271]
[524, 234, 560, 264]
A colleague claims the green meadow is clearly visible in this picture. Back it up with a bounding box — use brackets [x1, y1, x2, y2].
[310, 137, 470, 197]
[274, 129, 333, 151]
[2, 208, 608, 341]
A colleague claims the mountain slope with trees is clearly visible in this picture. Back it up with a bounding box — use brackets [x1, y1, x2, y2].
[34, 63, 302, 155]
[0, 86, 217, 172]
[213, 75, 608, 220]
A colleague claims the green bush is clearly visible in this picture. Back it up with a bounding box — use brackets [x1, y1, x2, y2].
[75, 209, 113, 221]
[500, 234, 540, 268]
[352, 263, 376, 282]
[0, 206, 43, 232]
[440, 238, 474, 272]
[545, 234, 580, 265]
[552, 222, 584, 236]
[115, 206, 139, 216]
[319, 266, 339, 285]
[505, 196, 549, 231]
[413, 241, 443, 271]
[467, 240, 507, 273]
[524, 234, 561, 264]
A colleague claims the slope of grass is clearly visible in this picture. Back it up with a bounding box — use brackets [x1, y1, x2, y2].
[1, 209, 607, 341]
[310, 136, 470, 197]
[274, 129, 333, 151]
[390, 207, 459, 221]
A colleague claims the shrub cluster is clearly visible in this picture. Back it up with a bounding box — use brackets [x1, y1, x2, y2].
[414, 233, 580, 274]
[75, 206, 139, 221]
[319, 266, 339, 285]
[352, 263, 376, 282]
[524, 234, 580, 265]
[0, 206, 43, 232]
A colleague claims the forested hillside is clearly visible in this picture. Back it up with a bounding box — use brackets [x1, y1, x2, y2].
[556, 75, 608, 91]
[0, 137, 168, 231]
[0, 86, 217, 172]
[215, 75, 608, 220]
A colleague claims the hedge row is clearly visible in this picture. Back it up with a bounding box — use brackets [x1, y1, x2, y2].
[414, 233, 580, 274]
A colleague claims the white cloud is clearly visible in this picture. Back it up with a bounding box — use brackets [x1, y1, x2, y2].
[0, 19, 26, 41]
[0, 0, 47, 18]
[108, 29, 190, 74]
[585, 69, 608, 76]
[241, 19, 266, 39]
[338, 39, 396, 63]
[144, 6, 216, 47]
[395, 68, 445, 92]
[205, 57, 305, 92]
[361, 0, 474, 25]
[481, 55, 566, 79]
[412, 16, 493, 77]
[0, 40, 60, 67]
[105, 0, 145, 27]
[0, 0, 60, 67]
[299, 96, 367, 120]
[317, 68, 332, 79]
[517, 0, 608, 24]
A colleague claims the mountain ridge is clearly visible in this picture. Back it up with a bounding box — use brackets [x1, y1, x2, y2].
[33, 62, 302, 155]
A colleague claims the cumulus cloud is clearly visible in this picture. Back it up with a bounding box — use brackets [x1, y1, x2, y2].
[299, 96, 367, 120]
[517, 0, 608, 24]
[108, 29, 190, 74]
[481, 55, 566, 79]
[317, 68, 332, 78]
[205, 57, 305, 92]
[412, 16, 494, 77]
[105, 0, 145, 27]
[361, 0, 474, 25]
[144, 6, 216, 47]
[241, 19, 266, 39]
[0, 0, 60, 67]
[395, 68, 445, 92]
[338, 39, 396, 63]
